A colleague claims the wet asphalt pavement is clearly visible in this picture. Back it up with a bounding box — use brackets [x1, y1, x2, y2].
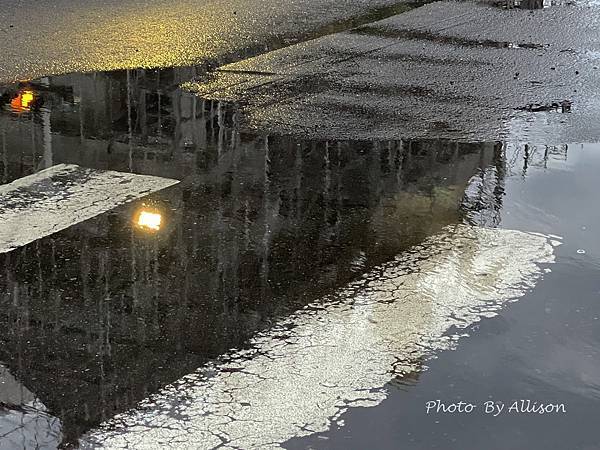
[0, 0, 418, 84]
[189, 0, 600, 142]
[1, 1, 600, 449]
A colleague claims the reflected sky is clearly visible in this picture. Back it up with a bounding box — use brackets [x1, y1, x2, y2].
[80, 224, 555, 449]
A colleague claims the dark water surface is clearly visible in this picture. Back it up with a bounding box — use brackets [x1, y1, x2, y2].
[0, 66, 598, 449]
[287, 145, 600, 450]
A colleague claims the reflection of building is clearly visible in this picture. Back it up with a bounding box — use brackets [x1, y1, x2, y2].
[461, 144, 505, 227]
[0, 66, 210, 182]
[460, 141, 569, 226]
[0, 67, 500, 446]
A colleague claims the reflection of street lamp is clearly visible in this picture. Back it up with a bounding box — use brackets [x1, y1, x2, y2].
[10, 90, 35, 112]
[135, 209, 162, 231]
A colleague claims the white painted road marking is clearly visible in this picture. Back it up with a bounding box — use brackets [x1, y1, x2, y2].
[0, 164, 179, 254]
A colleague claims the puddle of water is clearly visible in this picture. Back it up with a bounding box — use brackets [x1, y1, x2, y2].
[80, 224, 555, 449]
[0, 66, 500, 446]
[516, 100, 572, 113]
[0, 66, 599, 449]
[285, 141, 600, 450]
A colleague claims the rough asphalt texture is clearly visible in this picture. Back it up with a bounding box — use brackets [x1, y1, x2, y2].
[0, 0, 414, 83]
[188, 1, 600, 142]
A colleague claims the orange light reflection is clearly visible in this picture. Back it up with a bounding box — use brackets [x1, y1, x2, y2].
[10, 90, 35, 112]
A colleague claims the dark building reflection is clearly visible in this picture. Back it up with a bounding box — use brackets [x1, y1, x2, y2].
[0, 66, 502, 446]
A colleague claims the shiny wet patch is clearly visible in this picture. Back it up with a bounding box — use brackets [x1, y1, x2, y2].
[80, 224, 556, 449]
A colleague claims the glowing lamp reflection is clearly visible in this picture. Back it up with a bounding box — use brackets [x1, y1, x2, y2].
[136, 210, 162, 231]
[10, 90, 35, 112]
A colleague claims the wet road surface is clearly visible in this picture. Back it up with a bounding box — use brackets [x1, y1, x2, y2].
[188, 1, 600, 142]
[0, 0, 419, 84]
[1, 2, 600, 449]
